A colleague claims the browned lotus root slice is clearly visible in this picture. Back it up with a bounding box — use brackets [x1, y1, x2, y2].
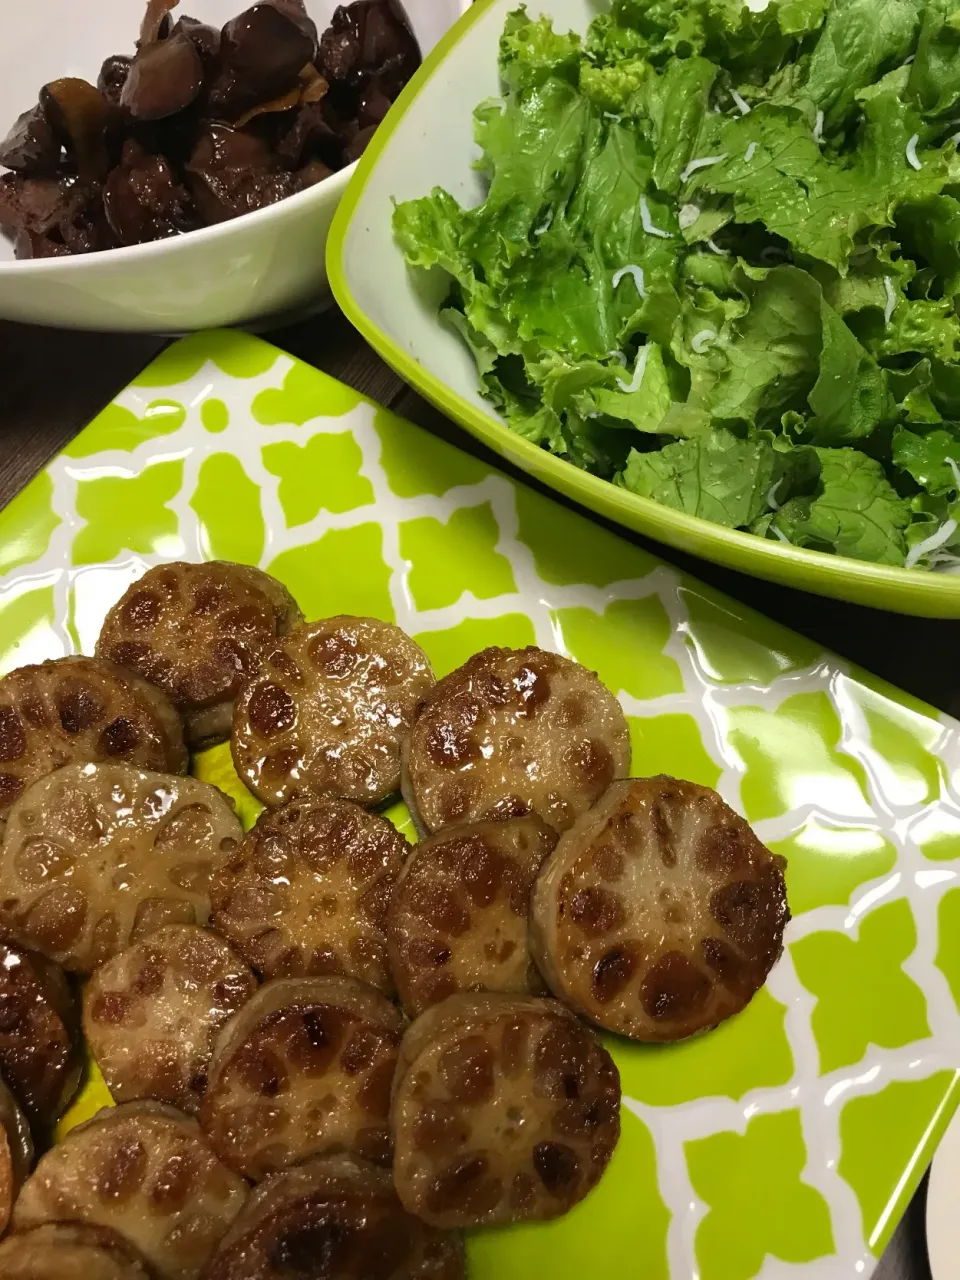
[205, 1154, 465, 1280]
[386, 817, 558, 1017]
[97, 561, 302, 747]
[0, 941, 80, 1127]
[402, 646, 630, 835]
[12, 1101, 248, 1279]
[201, 976, 404, 1180]
[0, 1224, 154, 1280]
[231, 616, 435, 808]
[0, 936, 80, 1126]
[391, 992, 620, 1228]
[211, 795, 410, 992]
[530, 776, 790, 1042]
[83, 925, 258, 1115]
[0, 655, 187, 820]
[0, 1074, 32, 1234]
[0, 763, 243, 973]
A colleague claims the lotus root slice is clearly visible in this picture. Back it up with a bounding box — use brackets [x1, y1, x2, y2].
[231, 615, 434, 808]
[391, 993, 621, 1228]
[84, 924, 258, 1114]
[12, 1100, 248, 1280]
[386, 816, 558, 1016]
[205, 1155, 465, 1280]
[98, 561, 302, 746]
[201, 976, 404, 1180]
[0, 1223, 154, 1280]
[0, 1073, 32, 1234]
[402, 646, 630, 835]
[0, 655, 186, 819]
[211, 795, 410, 992]
[0, 941, 80, 1127]
[530, 776, 790, 1041]
[0, 762, 243, 972]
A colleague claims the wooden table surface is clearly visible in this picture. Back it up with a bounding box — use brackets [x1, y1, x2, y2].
[0, 309, 946, 1280]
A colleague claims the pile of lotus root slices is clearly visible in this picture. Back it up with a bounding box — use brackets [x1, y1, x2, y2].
[0, 559, 789, 1279]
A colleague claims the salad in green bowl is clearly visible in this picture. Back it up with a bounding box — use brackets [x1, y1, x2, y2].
[394, 0, 960, 571]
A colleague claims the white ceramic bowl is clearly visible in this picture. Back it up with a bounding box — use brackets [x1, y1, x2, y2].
[0, 0, 468, 331]
[926, 1106, 960, 1280]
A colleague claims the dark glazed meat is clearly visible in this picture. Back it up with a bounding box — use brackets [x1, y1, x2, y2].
[0, 0, 422, 258]
[103, 140, 194, 244]
[530, 776, 790, 1041]
[121, 32, 204, 121]
[0, 106, 61, 173]
[206, 2, 318, 119]
[186, 125, 299, 224]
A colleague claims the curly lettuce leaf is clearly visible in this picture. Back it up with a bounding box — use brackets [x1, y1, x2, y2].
[499, 8, 582, 88]
[574, 343, 710, 435]
[804, 0, 922, 132]
[579, 58, 651, 113]
[907, 0, 960, 117]
[393, 187, 471, 281]
[896, 195, 960, 300]
[697, 265, 824, 425]
[466, 78, 590, 281]
[492, 115, 679, 358]
[805, 300, 889, 443]
[772, 448, 911, 562]
[641, 57, 718, 194]
[683, 89, 950, 270]
[616, 428, 790, 526]
[892, 423, 960, 493]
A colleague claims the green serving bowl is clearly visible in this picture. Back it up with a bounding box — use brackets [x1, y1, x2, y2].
[327, 0, 960, 619]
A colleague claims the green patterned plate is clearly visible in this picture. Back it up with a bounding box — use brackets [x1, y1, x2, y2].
[4, 329, 959, 1280]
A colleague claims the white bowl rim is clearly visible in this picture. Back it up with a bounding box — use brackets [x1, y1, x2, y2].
[0, 152, 356, 277]
[0, 0, 475, 276]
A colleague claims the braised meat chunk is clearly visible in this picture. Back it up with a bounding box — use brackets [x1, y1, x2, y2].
[0, 0, 422, 258]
